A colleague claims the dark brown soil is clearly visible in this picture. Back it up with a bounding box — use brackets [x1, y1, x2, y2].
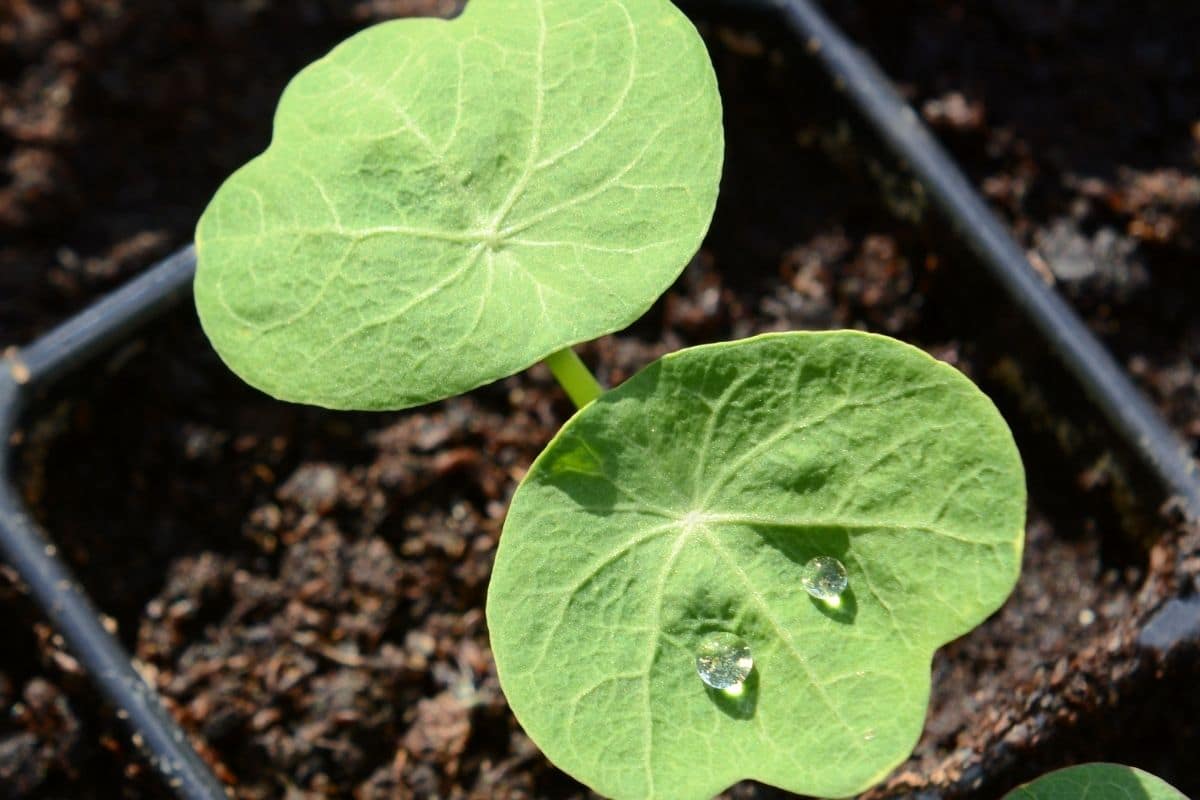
[2, 1, 1199, 798]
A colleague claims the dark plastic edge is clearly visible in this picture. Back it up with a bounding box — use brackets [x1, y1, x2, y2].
[0, 3, 1197, 800]
[0, 246, 227, 800]
[758, 0, 1200, 519]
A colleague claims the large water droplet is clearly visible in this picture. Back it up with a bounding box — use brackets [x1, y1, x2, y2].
[802, 556, 848, 603]
[695, 633, 753, 691]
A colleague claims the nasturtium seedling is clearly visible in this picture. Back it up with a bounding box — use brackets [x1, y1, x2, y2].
[194, 2, 1030, 798]
[193, 0, 722, 410]
[488, 332, 1026, 799]
[1004, 763, 1188, 800]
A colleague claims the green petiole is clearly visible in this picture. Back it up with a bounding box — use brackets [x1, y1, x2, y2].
[542, 347, 604, 409]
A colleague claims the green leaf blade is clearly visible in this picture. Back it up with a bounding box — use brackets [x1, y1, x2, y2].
[1004, 764, 1188, 800]
[488, 331, 1027, 799]
[195, 0, 723, 410]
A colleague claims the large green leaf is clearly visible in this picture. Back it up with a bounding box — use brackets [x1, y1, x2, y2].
[1004, 764, 1188, 800]
[488, 331, 1026, 799]
[194, 0, 722, 410]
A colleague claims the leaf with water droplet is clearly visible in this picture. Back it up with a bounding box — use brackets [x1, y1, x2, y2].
[194, 0, 722, 410]
[1004, 764, 1187, 800]
[488, 331, 1025, 799]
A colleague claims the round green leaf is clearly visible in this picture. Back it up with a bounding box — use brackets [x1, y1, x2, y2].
[488, 331, 1026, 799]
[1005, 764, 1188, 800]
[194, 0, 722, 410]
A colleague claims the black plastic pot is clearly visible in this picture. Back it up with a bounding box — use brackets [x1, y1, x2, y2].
[0, 247, 224, 800]
[1, 1, 1198, 798]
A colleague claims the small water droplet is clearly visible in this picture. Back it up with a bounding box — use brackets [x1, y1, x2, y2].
[695, 633, 753, 691]
[802, 556, 848, 603]
[863, 728, 876, 741]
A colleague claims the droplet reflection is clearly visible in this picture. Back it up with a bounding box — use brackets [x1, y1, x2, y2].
[695, 633, 753, 691]
[802, 556, 848, 603]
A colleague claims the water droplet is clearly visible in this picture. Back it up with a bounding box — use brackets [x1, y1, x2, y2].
[695, 633, 753, 691]
[863, 728, 876, 741]
[802, 556, 848, 603]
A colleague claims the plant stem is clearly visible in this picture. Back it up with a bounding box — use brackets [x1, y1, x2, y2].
[543, 347, 604, 409]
